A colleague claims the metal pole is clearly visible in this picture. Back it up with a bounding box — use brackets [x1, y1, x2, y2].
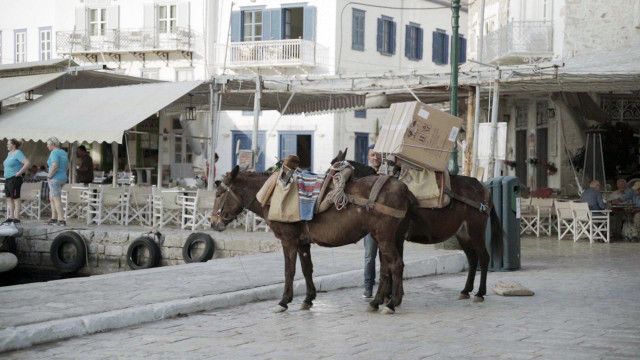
[111, 142, 118, 187]
[252, 75, 261, 170]
[464, 91, 474, 176]
[471, 0, 486, 177]
[207, 81, 220, 190]
[488, 77, 500, 178]
[449, 0, 461, 175]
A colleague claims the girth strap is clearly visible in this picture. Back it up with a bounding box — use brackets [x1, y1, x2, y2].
[367, 175, 391, 210]
[345, 175, 406, 219]
[444, 189, 490, 213]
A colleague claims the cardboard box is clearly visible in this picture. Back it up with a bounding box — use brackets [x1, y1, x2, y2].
[374, 101, 463, 171]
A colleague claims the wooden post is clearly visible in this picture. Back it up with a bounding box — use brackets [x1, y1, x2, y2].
[464, 91, 475, 176]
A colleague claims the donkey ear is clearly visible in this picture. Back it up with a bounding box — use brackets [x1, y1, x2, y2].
[231, 165, 240, 180]
[342, 147, 348, 160]
[330, 150, 343, 165]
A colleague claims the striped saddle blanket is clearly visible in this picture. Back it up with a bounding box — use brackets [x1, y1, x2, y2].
[296, 170, 326, 221]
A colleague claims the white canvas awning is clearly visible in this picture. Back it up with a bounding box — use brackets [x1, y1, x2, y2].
[0, 72, 66, 102]
[0, 81, 202, 144]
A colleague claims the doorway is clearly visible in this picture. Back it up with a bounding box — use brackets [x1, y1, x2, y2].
[282, 7, 304, 39]
[515, 130, 527, 184]
[279, 132, 313, 170]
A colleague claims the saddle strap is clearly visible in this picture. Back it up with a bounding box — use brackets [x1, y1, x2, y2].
[444, 189, 490, 213]
[367, 175, 391, 210]
[347, 195, 407, 218]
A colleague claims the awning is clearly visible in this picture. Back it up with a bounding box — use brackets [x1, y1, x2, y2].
[0, 81, 202, 144]
[0, 72, 66, 102]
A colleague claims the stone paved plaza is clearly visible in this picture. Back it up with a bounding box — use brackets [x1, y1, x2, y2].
[5, 236, 640, 360]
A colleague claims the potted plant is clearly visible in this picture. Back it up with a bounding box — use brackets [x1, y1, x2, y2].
[528, 158, 539, 166]
[504, 160, 517, 169]
[544, 161, 558, 175]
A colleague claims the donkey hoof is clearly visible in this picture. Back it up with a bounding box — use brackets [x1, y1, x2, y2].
[272, 305, 288, 313]
[473, 296, 485, 303]
[380, 306, 395, 315]
[458, 293, 471, 300]
[367, 304, 378, 312]
[300, 302, 313, 310]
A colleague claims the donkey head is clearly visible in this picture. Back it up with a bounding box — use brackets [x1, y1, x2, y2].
[210, 165, 245, 231]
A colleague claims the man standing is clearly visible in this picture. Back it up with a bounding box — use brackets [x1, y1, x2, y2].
[363, 145, 381, 299]
[75, 145, 94, 185]
[45, 137, 69, 226]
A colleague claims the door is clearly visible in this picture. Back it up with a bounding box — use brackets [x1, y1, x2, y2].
[231, 131, 266, 172]
[536, 128, 548, 189]
[354, 133, 369, 165]
[515, 130, 527, 185]
[279, 132, 313, 170]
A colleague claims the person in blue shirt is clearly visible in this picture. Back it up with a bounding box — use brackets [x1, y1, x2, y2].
[580, 180, 606, 211]
[45, 137, 69, 226]
[2, 139, 30, 224]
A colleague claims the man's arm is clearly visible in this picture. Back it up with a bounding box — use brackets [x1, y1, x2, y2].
[48, 162, 58, 179]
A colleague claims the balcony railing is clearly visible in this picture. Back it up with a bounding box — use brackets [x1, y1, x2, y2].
[56, 27, 193, 55]
[227, 39, 316, 68]
[482, 21, 553, 64]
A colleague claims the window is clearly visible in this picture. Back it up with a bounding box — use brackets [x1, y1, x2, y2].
[14, 30, 26, 63]
[283, 7, 303, 39]
[352, 9, 365, 51]
[39, 27, 52, 61]
[354, 109, 367, 118]
[242, 10, 263, 41]
[376, 16, 396, 55]
[175, 68, 194, 82]
[405, 24, 423, 60]
[140, 68, 159, 80]
[89, 8, 106, 36]
[158, 5, 177, 34]
[354, 133, 369, 165]
[432, 29, 449, 65]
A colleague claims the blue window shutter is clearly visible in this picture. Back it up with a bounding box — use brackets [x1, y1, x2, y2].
[303, 6, 316, 41]
[432, 31, 440, 63]
[443, 33, 450, 64]
[352, 13, 357, 49]
[459, 35, 467, 63]
[376, 18, 383, 52]
[231, 11, 241, 42]
[279, 134, 297, 160]
[416, 27, 423, 60]
[404, 25, 411, 59]
[270, 8, 281, 40]
[389, 21, 396, 55]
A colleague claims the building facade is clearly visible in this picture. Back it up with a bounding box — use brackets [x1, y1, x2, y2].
[468, 0, 640, 194]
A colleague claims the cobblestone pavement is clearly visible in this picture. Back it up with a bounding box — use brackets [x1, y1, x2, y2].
[6, 237, 640, 360]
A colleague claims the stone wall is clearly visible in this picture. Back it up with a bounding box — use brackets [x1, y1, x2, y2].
[13, 224, 281, 276]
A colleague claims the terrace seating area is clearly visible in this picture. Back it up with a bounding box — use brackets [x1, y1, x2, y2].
[520, 197, 611, 243]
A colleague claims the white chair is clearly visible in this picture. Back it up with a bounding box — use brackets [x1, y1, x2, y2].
[126, 186, 153, 226]
[153, 189, 183, 228]
[181, 189, 216, 230]
[534, 198, 555, 237]
[88, 186, 128, 225]
[62, 184, 89, 223]
[93, 171, 106, 184]
[571, 202, 611, 243]
[519, 197, 537, 236]
[20, 182, 46, 220]
[555, 201, 575, 240]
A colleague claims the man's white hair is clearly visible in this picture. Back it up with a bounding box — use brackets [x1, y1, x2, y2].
[46, 137, 60, 147]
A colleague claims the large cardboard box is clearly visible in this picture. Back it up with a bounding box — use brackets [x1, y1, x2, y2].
[374, 101, 463, 171]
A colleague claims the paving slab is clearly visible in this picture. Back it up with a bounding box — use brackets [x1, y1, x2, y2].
[0, 240, 466, 352]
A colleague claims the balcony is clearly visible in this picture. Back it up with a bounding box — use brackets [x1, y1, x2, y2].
[56, 27, 193, 63]
[482, 21, 553, 64]
[227, 39, 316, 70]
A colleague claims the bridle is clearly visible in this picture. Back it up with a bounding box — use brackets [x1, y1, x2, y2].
[215, 182, 257, 223]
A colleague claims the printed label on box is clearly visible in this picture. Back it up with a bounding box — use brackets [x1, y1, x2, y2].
[417, 108, 430, 119]
[448, 126, 460, 142]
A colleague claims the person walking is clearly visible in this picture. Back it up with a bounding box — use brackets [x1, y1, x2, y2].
[2, 139, 30, 224]
[45, 137, 69, 226]
[75, 145, 94, 185]
[363, 145, 382, 298]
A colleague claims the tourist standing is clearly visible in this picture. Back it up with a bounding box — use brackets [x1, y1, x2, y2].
[45, 137, 69, 226]
[2, 139, 30, 224]
[363, 145, 382, 298]
[75, 145, 94, 185]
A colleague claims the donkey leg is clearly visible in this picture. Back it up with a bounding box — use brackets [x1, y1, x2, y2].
[370, 254, 388, 311]
[378, 231, 404, 314]
[298, 243, 316, 310]
[274, 240, 298, 312]
[457, 237, 478, 300]
[474, 241, 490, 303]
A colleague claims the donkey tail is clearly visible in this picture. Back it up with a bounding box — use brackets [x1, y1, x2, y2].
[489, 204, 503, 259]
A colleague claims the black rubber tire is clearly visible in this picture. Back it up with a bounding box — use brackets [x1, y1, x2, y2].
[50, 231, 87, 273]
[127, 236, 161, 270]
[182, 233, 215, 263]
[0, 236, 17, 254]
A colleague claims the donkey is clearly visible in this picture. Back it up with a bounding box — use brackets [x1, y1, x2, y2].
[210, 165, 412, 314]
[345, 158, 502, 303]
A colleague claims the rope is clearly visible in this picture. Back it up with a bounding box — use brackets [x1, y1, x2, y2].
[328, 161, 352, 211]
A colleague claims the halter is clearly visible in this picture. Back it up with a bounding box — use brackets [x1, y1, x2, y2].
[215, 182, 258, 223]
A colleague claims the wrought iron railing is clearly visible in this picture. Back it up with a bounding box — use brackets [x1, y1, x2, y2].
[56, 27, 193, 54]
[227, 39, 316, 68]
[482, 21, 553, 63]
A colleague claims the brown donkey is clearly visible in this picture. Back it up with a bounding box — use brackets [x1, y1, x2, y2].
[210, 165, 412, 314]
[347, 160, 502, 303]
